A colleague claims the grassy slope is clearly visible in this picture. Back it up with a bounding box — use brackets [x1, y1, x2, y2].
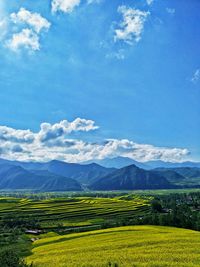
[0, 195, 151, 258]
[27, 225, 200, 267]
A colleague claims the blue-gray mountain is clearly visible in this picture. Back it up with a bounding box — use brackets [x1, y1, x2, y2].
[82, 157, 148, 169]
[0, 164, 82, 191]
[82, 156, 200, 169]
[89, 164, 175, 190]
[0, 159, 114, 191]
[153, 167, 200, 187]
[0, 158, 200, 191]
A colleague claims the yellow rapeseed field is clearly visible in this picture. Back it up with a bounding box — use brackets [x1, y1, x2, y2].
[27, 225, 200, 267]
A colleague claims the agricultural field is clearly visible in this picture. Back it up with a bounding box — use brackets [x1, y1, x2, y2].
[0, 195, 152, 229]
[26, 225, 200, 267]
[1, 191, 200, 267]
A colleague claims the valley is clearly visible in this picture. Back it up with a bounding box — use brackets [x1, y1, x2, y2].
[0, 157, 200, 192]
[0, 189, 200, 266]
[0, 158, 200, 266]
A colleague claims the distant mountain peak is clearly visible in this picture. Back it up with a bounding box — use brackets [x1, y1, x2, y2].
[90, 163, 174, 191]
[82, 156, 148, 169]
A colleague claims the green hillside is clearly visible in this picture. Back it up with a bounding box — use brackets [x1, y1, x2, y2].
[27, 225, 200, 267]
[0, 196, 151, 229]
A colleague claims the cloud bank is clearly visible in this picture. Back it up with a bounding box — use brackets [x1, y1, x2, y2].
[0, 118, 189, 163]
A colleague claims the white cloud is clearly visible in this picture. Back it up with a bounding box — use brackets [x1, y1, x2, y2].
[52, 0, 81, 13]
[0, 125, 34, 143]
[166, 8, 175, 15]
[10, 8, 50, 33]
[88, 139, 189, 163]
[7, 28, 40, 51]
[7, 8, 50, 52]
[51, 0, 102, 12]
[146, 0, 154, 5]
[38, 118, 99, 142]
[191, 69, 200, 84]
[0, 118, 190, 163]
[114, 6, 150, 44]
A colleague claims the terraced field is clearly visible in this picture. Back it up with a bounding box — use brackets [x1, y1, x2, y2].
[27, 225, 200, 267]
[0, 195, 151, 228]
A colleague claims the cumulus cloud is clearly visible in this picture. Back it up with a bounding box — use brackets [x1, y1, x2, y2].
[0, 125, 35, 143]
[0, 142, 24, 156]
[51, 0, 102, 12]
[38, 118, 99, 142]
[7, 28, 40, 51]
[7, 8, 50, 52]
[51, 0, 81, 13]
[10, 8, 50, 33]
[0, 118, 190, 163]
[191, 69, 200, 84]
[87, 139, 189, 163]
[114, 6, 150, 44]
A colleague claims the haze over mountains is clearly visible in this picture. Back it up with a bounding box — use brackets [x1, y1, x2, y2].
[0, 157, 199, 191]
[83, 157, 148, 169]
[83, 156, 200, 169]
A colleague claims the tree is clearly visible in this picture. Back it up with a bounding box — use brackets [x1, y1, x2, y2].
[151, 200, 162, 213]
[0, 249, 33, 267]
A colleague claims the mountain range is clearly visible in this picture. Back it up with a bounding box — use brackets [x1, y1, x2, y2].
[0, 157, 200, 191]
[0, 164, 82, 191]
[89, 164, 174, 190]
[0, 159, 114, 191]
[11, 160, 115, 184]
[82, 156, 200, 169]
[83, 157, 148, 169]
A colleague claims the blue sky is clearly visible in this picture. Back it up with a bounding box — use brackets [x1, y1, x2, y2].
[0, 0, 199, 163]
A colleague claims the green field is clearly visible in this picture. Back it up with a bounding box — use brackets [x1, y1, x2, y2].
[0, 195, 151, 229]
[26, 225, 200, 267]
[1, 192, 200, 267]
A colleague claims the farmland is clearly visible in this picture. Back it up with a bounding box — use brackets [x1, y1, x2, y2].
[0, 195, 151, 230]
[27, 225, 200, 267]
[0, 194, 152, 264]
[1, 191, 200, 266]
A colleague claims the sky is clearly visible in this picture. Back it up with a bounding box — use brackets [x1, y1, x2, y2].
[0, 0, 199, 163]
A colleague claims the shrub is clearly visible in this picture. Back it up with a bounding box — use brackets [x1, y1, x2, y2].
[0, 249, 33, 267]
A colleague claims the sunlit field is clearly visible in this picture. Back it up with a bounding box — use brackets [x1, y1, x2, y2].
[0, 195, 151, 229]
[27, 225, 200, 267]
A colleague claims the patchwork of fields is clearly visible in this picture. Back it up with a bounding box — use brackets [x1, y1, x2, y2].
[2, 193, 200, 267]
[27, 225, 200, 267]
[0, 195, 151, 228]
